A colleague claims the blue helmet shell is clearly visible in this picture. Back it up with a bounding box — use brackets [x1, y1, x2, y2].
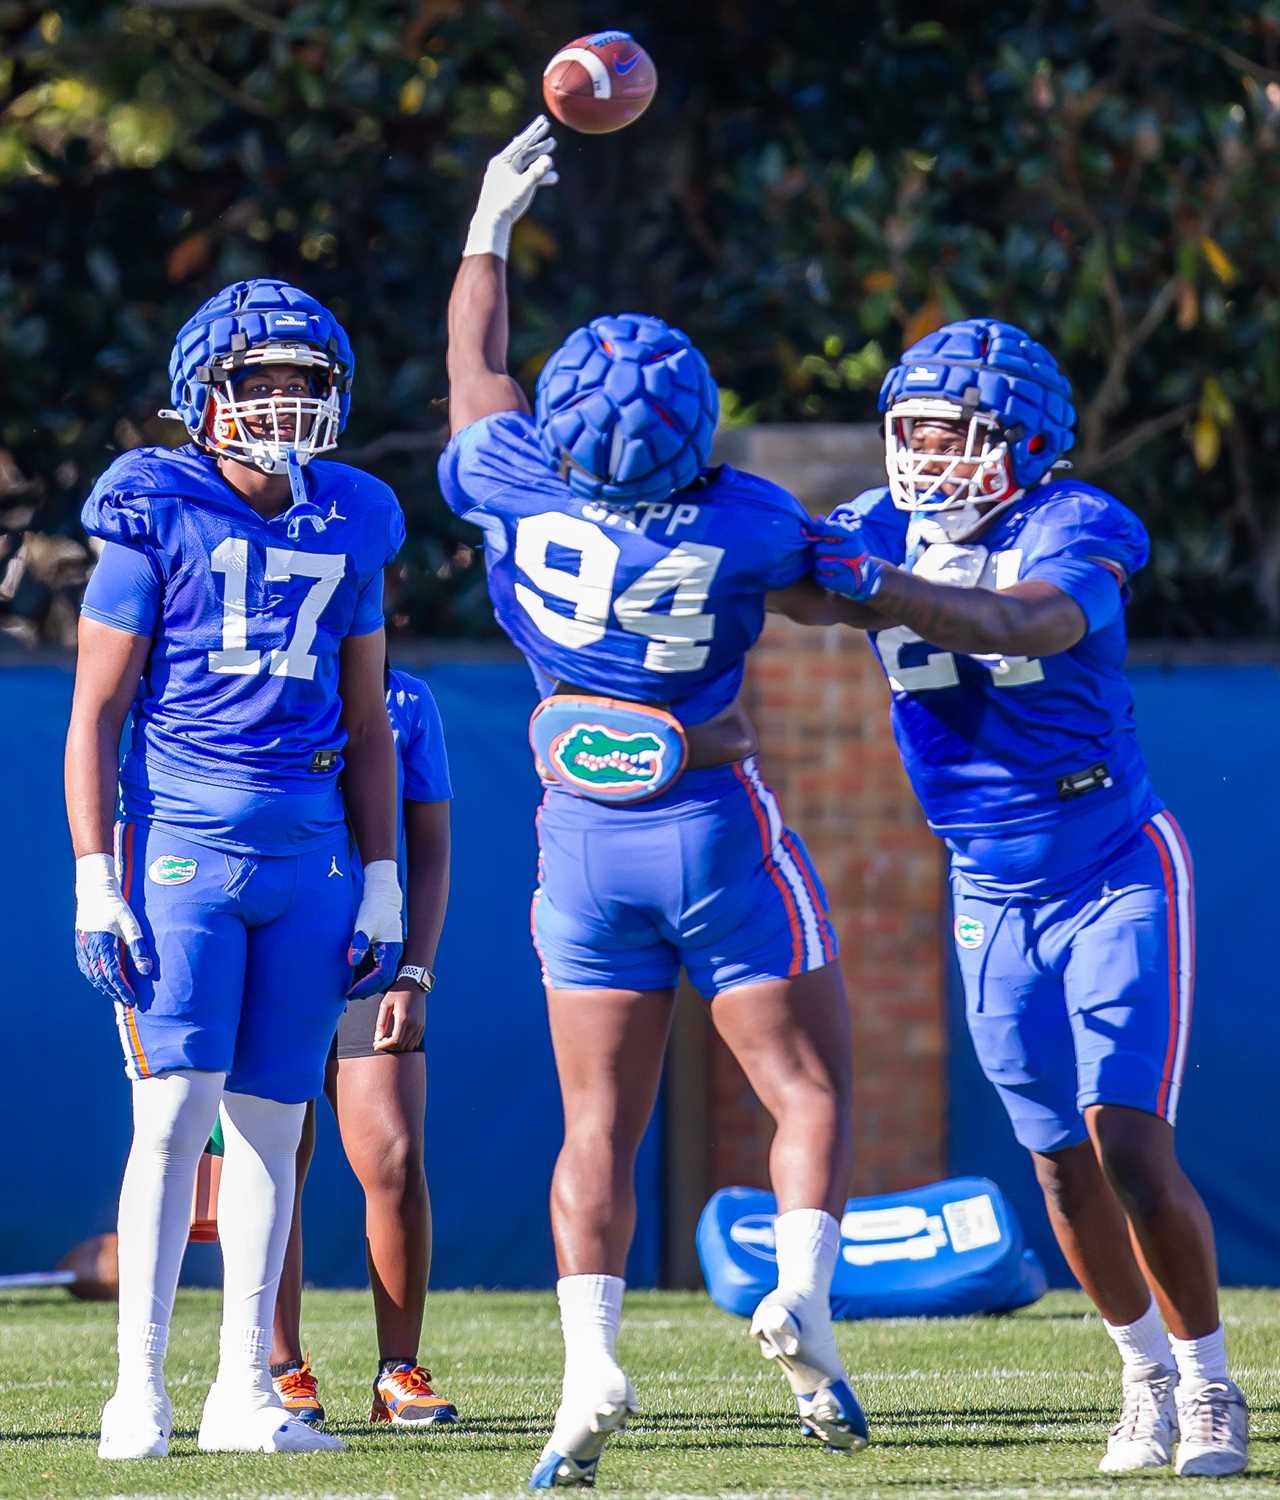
[535, 313, 719, 507]
[168, 278, 355, 442]
[879, 319, 1076, 489]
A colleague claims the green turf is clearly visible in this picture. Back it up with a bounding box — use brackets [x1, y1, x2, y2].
[0, 1287, 1275, 1498]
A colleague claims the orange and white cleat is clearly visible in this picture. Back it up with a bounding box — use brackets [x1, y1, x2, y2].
[370, 1362, 458, 1427]
[271, 1356, 325, 1428]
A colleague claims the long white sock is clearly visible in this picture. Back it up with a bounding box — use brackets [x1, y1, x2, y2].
[1169, 1324, 1229, 1386]
[114, 1070, 225, 1394]
[773, 1208, 841, 1303]
[213, 1091, 305, 1397]
[557, 1274, 625, 1390]
[1103, 1298, 1174, 1381]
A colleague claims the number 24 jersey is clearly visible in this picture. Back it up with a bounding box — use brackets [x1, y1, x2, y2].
[438, 411, 811, 725]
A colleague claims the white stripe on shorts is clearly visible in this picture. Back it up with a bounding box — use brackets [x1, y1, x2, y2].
[1149, 811, 1194, 1124]
[743, 758, 824, 969]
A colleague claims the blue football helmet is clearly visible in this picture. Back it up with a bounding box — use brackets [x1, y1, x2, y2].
[165, 278, 354, 475]
[879, 319, 1076, 515]
[534, 313, 719, 507]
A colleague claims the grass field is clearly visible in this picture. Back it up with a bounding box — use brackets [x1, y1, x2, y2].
[0, 1287, 1275, 1499]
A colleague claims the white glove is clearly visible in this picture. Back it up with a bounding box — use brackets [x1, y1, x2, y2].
[74, 852, 152, 1005]
[346, 858, 404, 999]
[463, 114, 560, 261]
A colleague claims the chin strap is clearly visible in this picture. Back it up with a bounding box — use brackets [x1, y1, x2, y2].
[285, 451, 308, 510]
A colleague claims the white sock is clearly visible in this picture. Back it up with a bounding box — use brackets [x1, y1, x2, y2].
[557, 1274, 625, 1390]
[213, 1091, 305, 1396]
[1103, 1299, 1174, 1381]
[773, 1207, 840, 1305]
[1169, 1324, 1229, 1386]
[115, 1070, 225, 1394]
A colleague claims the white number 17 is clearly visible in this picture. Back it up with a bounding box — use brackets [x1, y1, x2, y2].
[208, 537, 346, 681]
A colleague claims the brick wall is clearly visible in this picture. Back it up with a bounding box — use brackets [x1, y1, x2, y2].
[664, 427, 948, 1280]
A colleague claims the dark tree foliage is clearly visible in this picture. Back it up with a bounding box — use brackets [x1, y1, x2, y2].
[2, 0, 1278, 639]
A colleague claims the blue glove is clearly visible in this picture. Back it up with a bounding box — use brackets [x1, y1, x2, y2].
[346, 859, 404, 1000]
[810, 519, 887, 602]
[74, 852, 152, 1007]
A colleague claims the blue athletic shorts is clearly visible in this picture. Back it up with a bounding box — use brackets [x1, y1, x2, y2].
[952, 811, 1194, 1154]
[531, 756, 838, 997]
[110, 820, 355, 1103]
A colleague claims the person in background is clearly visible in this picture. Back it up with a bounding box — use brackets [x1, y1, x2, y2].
[271, 664, 456, 1431]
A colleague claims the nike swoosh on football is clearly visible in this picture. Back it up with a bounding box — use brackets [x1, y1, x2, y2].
[614, 53, 640, 74]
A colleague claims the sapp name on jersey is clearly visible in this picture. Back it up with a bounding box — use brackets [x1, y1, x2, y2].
[81, 444, 404, 808]
[439, 412, 811, 725]
[832, 481, 1160, 894]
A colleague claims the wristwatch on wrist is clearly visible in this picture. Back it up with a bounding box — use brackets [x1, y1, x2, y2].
[395, 964, 435, 994]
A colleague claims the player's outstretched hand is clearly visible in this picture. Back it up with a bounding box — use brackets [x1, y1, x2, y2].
[346, 858, 404, 1000]
[463, 114, 560, 260]
[74, 853, 152, 1006]
[810, 518, 886, 603]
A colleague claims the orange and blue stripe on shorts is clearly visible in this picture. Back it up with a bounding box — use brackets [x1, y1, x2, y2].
[112, 821, 151, 1081]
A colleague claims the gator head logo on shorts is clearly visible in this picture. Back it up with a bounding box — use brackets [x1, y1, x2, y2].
[954, 913, 986, 950]
[149, 854, 198, 886]
[552, 724, 665, 796]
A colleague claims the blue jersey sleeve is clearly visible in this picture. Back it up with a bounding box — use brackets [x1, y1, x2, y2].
[80, 540, 163, 636]
[349, 570, 385, 636]
[758, 485, 814, 591]
[402, 685, 452, 803]
[826, 488, 909, 566]
[437, 410, 545, 520]
[1019, 485, 1149, 636]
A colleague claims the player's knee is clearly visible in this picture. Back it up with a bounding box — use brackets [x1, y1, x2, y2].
[355, 1129, 425, 1200]
[1095, 1137, 1171, 1219]
[1031, 1144, 1095, 1220]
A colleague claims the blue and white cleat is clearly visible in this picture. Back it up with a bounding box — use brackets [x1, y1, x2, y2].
[751, 1295, 869, 1452]
[529, 1371, 637, 1488]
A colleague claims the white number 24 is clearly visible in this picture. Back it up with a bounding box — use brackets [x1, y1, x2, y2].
[513, 511, 725, 672]
[208, 537, 346, 681]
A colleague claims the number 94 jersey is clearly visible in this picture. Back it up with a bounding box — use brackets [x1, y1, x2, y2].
[831, 481, 1161, 895]
[439, 412, 811, 723]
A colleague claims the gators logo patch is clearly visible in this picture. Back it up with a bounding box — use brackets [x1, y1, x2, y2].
[954, 914, 985, 950]
[149, 854, 198, 886]
[550, 723, 665, 797]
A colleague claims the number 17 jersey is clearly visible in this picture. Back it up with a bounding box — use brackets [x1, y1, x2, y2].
[438, 411, 811, 724]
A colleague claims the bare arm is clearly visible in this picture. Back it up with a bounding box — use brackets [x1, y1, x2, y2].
[338, 628, 397, 866]
[446, 253, 528, 436]
[766, 578, 882, 630]
[401, 800, 450, 970]
[65, 618, 151, 856]
[864, 570, 1089, 656]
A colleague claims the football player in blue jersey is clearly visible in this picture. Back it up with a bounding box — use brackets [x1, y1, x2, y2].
[440, 118, 867, 1486]
[810, 320, 1247, 1477]
[270, 665, 457, 1431]
[65, 278, 407, 1459]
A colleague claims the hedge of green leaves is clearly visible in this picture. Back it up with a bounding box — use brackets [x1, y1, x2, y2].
[2, 1, 1277, 637]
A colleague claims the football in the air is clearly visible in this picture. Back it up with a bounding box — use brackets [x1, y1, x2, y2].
[542, 30, 657, 134]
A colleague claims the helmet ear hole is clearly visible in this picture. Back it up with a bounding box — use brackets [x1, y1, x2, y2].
[1028, 433, 1047, 454]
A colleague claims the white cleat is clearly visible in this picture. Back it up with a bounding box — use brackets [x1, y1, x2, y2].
[1098, 1368, 1178, 1472]
[528, 1368, 637, 1488]
[98, 1387, 173, 1460]
[1175, 1378, 1249, 1477]
[197, 1381, 345, 1454]
[750, 1295, 869, 1452]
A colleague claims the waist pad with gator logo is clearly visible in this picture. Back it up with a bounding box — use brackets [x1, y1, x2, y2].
[529, 695, 688, 804]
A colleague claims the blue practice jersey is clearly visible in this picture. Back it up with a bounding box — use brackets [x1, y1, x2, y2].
[829, 481, 1160, 894]
[438, 412, 811, 724]
[80, 443, 405, 854]
[388, 667, 451, 807]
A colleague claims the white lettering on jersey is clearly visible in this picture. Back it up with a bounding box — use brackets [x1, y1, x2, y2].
[208, 538, 346, 681]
